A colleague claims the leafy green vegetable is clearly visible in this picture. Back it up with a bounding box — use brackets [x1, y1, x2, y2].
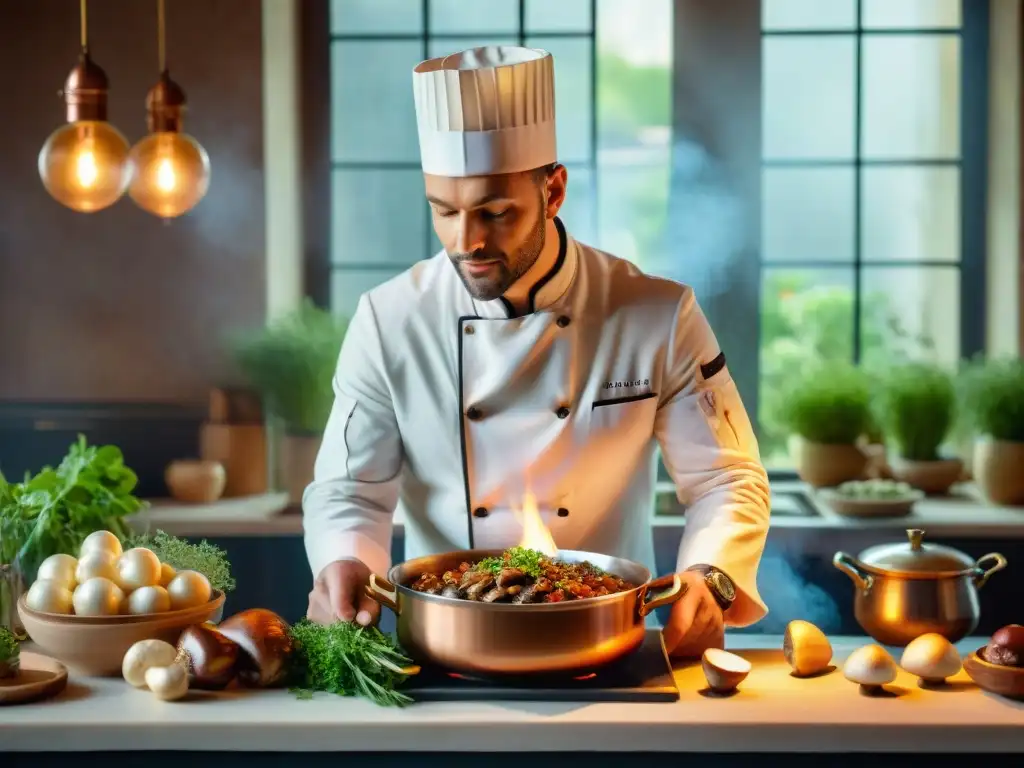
[0, 626, 18, 666]
[835, 479, 917, 500]
[877, 362, 957, 461]
[778, 362, 873, 444]
[0, 435, 146, 583]
[957, 357, 1024, 443]
[287, 619, 417, 707]
[125, 529, 235, 593]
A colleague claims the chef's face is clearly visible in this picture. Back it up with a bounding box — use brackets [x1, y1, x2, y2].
[425, 165, 567, 300]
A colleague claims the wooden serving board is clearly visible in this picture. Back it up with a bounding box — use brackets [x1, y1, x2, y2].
[0, 652, 68, 705]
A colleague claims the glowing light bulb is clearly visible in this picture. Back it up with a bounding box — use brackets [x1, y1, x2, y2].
[38, 121, 131, 212]
[128, 132, 210, 218]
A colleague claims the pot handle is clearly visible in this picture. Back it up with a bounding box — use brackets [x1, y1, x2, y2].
[638, 573, 687, 618]
[972, 553, 1007, 589]
[832, 552, 874, 595]
[363, 573, 400, 615]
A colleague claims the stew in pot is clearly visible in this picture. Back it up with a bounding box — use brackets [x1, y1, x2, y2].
[407, 546, 637, 604]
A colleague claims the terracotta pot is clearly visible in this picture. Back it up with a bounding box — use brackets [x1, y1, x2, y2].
[889, 457, 964, 496]
[165, 459, 227, 503]
[792, 438, 869, 488]
[973, 438, 1024, 505]
[280, 432, 322, 505]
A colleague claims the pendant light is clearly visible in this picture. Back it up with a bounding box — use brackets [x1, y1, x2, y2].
[127, 0, 211, 219]
[38, 0, 131, 213]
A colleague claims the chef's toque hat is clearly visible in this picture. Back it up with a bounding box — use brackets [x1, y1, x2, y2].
[412, 45, 557, 177]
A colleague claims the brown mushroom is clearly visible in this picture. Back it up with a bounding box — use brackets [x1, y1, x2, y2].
[176, 622, 241, 690]
[217, 608, 294, 688]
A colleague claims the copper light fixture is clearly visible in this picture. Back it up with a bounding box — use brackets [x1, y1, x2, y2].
[38, 0, 131, 213]
[127, 0, 211, 219]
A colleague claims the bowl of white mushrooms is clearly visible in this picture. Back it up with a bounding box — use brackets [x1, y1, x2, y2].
[16, 530, 225, 677]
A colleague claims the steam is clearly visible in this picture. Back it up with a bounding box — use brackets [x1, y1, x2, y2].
[755, 555, 842, 635]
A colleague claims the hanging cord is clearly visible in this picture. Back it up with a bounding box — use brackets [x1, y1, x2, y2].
[157, 0, 166, 71]
[80, 0, 88, 52]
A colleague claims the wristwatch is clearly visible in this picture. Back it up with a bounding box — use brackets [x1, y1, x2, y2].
[687, 565, 736, 612]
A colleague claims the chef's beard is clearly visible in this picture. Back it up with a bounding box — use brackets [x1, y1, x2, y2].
[448, 208, 546, 301]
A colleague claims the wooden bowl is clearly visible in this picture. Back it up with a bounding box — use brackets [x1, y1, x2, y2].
[963, 646, 1024, 699]
[17, 590, 225, 677]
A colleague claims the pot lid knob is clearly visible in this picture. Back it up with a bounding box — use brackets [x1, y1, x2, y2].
[908, 528, 925, 551]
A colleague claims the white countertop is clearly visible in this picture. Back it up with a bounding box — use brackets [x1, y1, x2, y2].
[130, 483, 1024, 539]
[3, 635, 1022, 753]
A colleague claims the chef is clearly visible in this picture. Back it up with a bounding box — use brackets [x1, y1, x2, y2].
[304, 45, 771, 657]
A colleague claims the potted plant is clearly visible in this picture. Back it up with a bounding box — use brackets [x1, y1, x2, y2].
[230, 300, 348, 504]
[876, 362, 962, 495]
[957, 357, 1024, 505]
[779, 362, 873, 488]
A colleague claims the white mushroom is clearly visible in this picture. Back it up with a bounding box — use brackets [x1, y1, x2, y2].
[783, 620, 833, 677]
[843, 644, 897, 692]
[122, 639, 179, 688]
[900, 633, 962, 684]
[145, 662, 190, 701]
[701, 648, 751, 693]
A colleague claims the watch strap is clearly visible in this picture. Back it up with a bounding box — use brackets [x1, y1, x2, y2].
[686, 564, 735, 611]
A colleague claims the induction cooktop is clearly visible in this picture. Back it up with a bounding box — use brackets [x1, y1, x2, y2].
[404, 629, 680, 703]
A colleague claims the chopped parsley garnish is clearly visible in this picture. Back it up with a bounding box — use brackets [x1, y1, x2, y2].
[474, 546, 547, 578]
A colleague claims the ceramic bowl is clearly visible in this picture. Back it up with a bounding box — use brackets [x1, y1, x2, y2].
[964, 646, 1024, 699]
[17, 590, 225, 677]
[817, 488, 924, 518]
[165, 459, 227, 503]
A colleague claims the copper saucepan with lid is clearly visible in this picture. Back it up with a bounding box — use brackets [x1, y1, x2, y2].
[364, 548, 686, 677]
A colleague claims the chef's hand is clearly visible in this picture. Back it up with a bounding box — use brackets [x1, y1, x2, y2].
[307, 558, 380, 627]
[661, 570, 725, 659]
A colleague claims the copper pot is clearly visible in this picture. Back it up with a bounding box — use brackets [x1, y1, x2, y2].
[364, 548, 686, 677]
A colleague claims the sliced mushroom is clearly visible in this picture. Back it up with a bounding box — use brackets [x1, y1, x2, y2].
[177, 622, 241, 690]
[217, 608, 294, 688]
[463, 575, 496, 601]
[481, 586, 510, 603]
[514, 578, 553, 604]
[497, 568, 527, 588]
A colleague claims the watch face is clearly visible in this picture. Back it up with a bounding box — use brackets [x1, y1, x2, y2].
[711, 571, 735, 602]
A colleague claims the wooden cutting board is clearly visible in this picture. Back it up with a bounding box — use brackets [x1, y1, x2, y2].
[0, 652, 68, 705]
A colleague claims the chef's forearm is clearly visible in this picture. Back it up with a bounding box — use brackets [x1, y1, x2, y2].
[675, 462, 771, 627]
[302, 485, 396, 580]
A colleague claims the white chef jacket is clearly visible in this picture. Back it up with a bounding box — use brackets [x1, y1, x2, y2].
[303, 218, 771, 626]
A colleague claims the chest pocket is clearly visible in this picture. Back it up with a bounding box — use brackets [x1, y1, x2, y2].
[587, 392, 659, 439]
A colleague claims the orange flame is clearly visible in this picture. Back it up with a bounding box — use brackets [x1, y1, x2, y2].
[515, 490, 558, 557]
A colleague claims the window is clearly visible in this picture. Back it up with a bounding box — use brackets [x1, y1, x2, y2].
[758, 0, 988, 467]
[325, 0, 673, 317]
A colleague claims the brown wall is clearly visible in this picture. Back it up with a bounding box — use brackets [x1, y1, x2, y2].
[0, 0, 265, 404]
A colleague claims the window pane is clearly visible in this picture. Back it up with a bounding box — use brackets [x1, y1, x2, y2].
[861, 0, 961, 29]
[330, 0, 423, 34]
[526, 36, 593, 164]
[597, 162, 671, 271]
[762, 167, 855, 263]
[861, 166, 960, 263]
[429, 0, 519, 34]
[860, 267, 960, 369]
[762, 0, 856, 30]
[428, 37, 519, 59]
[331, 41, 422, 163]
[560, 165, 597, 248]
[526, 0, 592, 33]
[759, 268, 856, 466]
[596, 0, 672, 152]
[331, 269, 403, 318]
[861, 35, 960, 160]
[332, 170, 427, 268]
[762, 36, 856, 160]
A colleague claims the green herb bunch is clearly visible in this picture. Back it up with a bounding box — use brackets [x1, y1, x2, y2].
[0, 435, 145, 582]
[0, 626, 18, 669]
[287, 619, 417, 707]
[229, 299, 349, 435]
[877, 362, 957, 461]
[778, 362, 873, 445]
[125, 530, 236, 593]
[957, 358, 1024, 443]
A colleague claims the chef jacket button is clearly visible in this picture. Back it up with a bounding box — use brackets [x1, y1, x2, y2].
[464, 325, 475, 335]
[557, 507, 569, 518]
[467, 406, 482, 420]
[556, 315, 571, 328]
[473, 507, 489, 518]
[556, 406, 570, 419]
